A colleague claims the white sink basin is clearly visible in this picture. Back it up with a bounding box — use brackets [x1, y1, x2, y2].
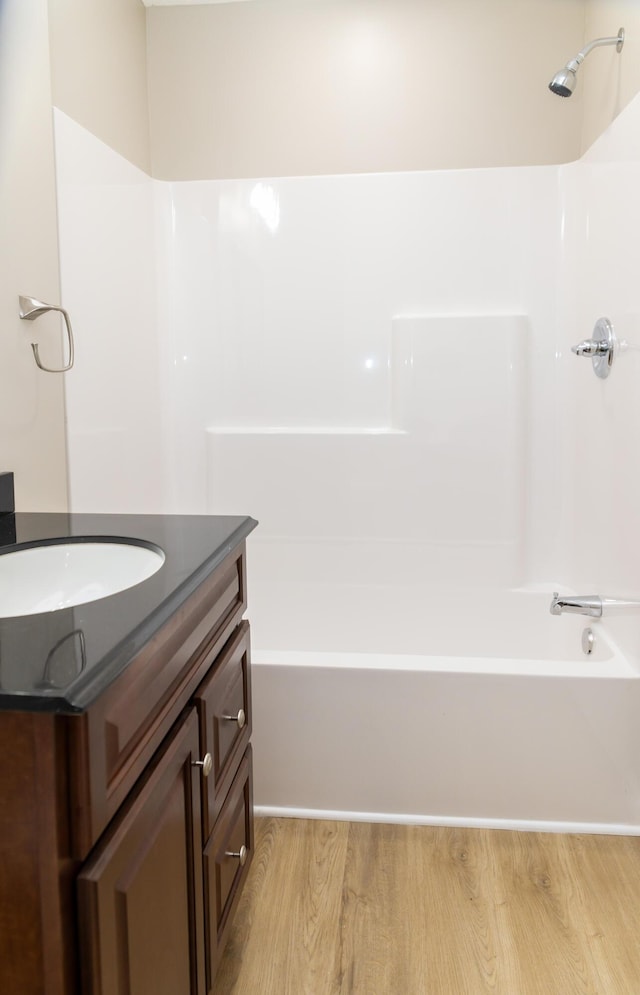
[0, 540, 165, 618]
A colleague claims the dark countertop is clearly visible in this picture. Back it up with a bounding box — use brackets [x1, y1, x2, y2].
[0, 513, 257, 714]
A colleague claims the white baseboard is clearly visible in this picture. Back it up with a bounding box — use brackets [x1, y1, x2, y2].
[254, 805, 640, 837]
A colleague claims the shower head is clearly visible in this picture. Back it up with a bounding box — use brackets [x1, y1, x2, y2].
[549, 64, 579, 98]
[548, 27, 624, 97]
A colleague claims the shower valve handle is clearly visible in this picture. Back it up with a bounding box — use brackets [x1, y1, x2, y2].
[571, 339, 609, 357]
[570, 317, 616, 379]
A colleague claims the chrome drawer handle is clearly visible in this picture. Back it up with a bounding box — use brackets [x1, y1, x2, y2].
[192, 752, 213, 778]
[225, 844, 247, 867]
[221, 708, 245, 730]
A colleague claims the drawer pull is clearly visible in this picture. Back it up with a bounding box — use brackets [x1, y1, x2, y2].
[192, 752, 213, 778]
[225, 844, 247, 867]
[221, 708, 246, 730]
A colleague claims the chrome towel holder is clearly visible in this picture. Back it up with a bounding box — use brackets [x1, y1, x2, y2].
[18, 295, 75, 372]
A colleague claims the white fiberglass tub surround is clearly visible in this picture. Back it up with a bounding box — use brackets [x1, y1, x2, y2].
[53, 98, 640, 838]
[250, 581, 640, 835]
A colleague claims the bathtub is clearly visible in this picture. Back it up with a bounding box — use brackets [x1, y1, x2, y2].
[249, 580, 640, 835]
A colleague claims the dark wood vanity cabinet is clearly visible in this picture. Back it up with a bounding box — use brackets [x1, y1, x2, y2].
[0, 539, 254, 995]
[77, 619, 254, 995]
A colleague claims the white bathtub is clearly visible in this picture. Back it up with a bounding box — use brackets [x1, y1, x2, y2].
[249, 580, 640, 835]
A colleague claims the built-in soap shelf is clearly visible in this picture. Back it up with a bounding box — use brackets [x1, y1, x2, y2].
[206, 312, 529, 559]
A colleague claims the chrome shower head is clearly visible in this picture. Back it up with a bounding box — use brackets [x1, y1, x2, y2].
[548, 27, 624, 98]
[549, 64, 578, 97]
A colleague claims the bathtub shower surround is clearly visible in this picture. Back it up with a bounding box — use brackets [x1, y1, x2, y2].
[191, 169, 559, 594]
[55, 114, 560, 574]
[54, 92, 640, 833]
[53, 111, 165, 514]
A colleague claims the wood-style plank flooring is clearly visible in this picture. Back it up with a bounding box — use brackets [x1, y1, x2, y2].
[213, 818, 640, 995]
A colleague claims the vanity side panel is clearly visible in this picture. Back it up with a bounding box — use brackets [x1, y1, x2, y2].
[0, 711, 79, 995]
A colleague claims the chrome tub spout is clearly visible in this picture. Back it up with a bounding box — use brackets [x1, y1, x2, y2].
[550, 593, 640, 617]
[550, 593, 602, 617]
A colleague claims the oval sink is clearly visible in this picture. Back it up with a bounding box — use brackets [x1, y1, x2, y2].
[0, 540, 165, 618]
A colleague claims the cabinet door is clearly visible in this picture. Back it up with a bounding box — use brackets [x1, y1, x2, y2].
[78, 709, 206, 995]
[195, 621, 251, 839]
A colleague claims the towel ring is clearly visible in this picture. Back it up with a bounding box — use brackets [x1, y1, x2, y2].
[18, 295, 75, 372]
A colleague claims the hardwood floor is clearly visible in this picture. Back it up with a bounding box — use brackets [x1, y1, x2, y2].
[213, 818, 640, 995]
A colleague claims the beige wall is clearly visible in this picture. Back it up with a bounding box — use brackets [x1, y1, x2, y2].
[581, 0, 640, 152]
[146, 0, 587, 180]
[50, 0, 636, 180]
[49, 0, 151, 173]
[0, 0, 68, 511]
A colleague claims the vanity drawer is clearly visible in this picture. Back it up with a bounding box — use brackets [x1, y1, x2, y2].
[203, 747, 253, 987]
[195, 621, 251, 839]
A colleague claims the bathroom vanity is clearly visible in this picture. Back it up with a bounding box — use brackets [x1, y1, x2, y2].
[0, 512, 257, 995]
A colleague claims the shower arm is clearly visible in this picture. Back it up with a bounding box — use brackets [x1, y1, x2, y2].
[567, 29, 625, 71]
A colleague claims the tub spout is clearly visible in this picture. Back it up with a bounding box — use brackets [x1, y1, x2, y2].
[550, 593, 602, 617]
